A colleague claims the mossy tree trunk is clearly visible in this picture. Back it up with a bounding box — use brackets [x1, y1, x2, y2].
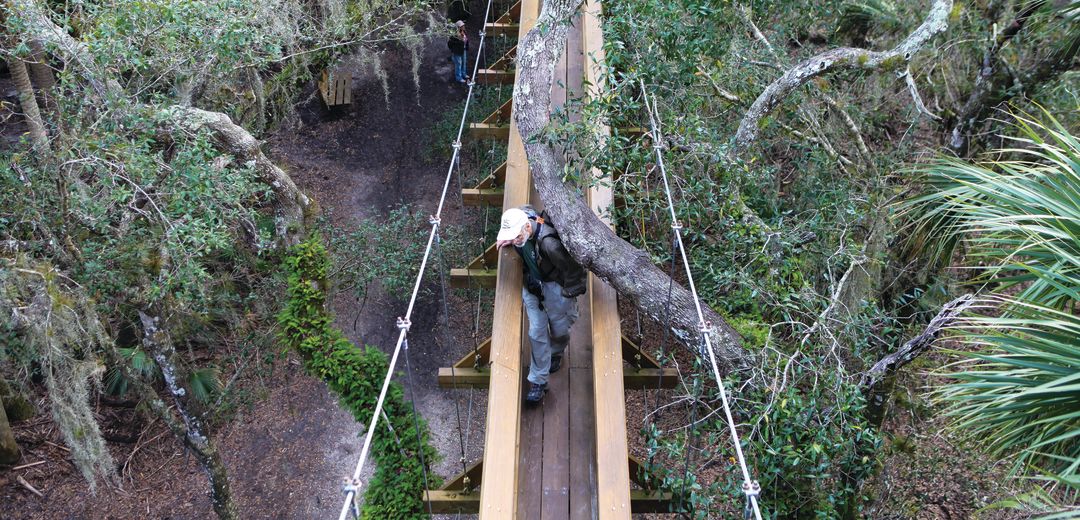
[0, 379, 34, 422]
[6, 53, 49, 152]
[137, 311, 237, 520]
[0, 395, 21, 466]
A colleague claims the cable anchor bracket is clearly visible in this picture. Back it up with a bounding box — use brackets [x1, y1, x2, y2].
[342, 478, 362, 519]
[741, 480, 761, 520]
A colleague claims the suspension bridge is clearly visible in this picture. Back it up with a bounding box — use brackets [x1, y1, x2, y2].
[338, 0, 763, 517]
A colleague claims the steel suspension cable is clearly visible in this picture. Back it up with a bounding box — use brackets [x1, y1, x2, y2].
[641, 83, 764, 520]
[403, 337, 436, 517]
[436, 225, 470, 480]
[645, 233, 679, 482]
[677, 370, 703, 516]
[336, 0, 496, 516]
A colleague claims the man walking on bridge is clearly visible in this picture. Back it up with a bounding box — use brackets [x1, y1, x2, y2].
[496, 206, 587, 404]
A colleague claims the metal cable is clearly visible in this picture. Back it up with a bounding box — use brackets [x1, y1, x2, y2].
[677, 372, 703, 516]
[336, 0, 497, 516]
[403, 338, 435, 517]
[436, 226, 470, 480]
[641, 83, 764, 520]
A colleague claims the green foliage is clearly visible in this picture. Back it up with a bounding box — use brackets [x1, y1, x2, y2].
[327, 205, 469, 306]
[909, 112, 1080, 499]
[836, 0, 901, 43]
[751, 374, 880, 518]
[104, 347, 156, 397]
[278, 238, 440, 518]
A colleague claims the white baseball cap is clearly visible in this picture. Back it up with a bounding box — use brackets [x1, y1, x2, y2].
[497, 208, 530, 241]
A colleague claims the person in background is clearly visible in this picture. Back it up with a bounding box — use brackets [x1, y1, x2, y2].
[447, 20, 469, 84]
[496, 206, 587, 404]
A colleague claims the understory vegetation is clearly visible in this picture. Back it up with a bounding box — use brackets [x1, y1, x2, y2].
[278, 238, 439, 517]
[1, 0, 443, 517]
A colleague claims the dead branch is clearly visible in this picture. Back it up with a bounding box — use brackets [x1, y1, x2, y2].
[16, 475, 43, 497]
[948, 1, 1079, 155]
[862, 294, 975, 388]
[733, 0, 954, 154]
[136, 311, 237, 520]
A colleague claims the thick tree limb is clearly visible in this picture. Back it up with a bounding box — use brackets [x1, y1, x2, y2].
[514, 0, 749, 369]
[7, 0, 122, 99]
[4, 55, 48, 151]
[137, 311, 237, 520]
[169, 107, 312, 244]
[861, 294, 974, 426]
[732, 0, 953, 154]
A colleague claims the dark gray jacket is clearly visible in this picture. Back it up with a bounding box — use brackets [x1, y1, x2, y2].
[525, 215, 587, 298]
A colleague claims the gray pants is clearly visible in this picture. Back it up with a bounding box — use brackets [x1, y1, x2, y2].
[523, 280, 579, 385]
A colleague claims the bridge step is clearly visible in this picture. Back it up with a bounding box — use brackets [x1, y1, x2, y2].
[449, 268, 496, 288]
[437, 366, 679, 389]
[483, 22, 518, 35]
[475, 69, 515, 85]
[462, 188, 503, 206]
[468, 122, 510, 140]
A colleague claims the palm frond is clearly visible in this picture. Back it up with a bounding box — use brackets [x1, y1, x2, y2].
[934, 297, 1080, 487]
[908, 111, 1080, 499]
[902, 109, 1080, 308]
[187, 367, 222, 404]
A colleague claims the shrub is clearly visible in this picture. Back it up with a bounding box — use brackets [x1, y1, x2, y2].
[278, 237, 440, 518]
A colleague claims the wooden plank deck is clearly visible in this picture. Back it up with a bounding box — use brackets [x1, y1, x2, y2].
[477, 0, 541, 515]
[472, 0, 646, 517]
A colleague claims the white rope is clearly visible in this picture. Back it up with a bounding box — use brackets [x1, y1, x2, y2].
[336, 1, 496, 517]
[641, 82, 764, 520]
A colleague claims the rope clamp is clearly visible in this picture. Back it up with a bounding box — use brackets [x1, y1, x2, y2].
[741, 479, 761, 498]
[479, 30, 486, 37]
[342, 477, 362, 494]
[467, 79, 476, 88]
[429, 215, 441, 226]
[342, 477, 362, 519]
[741, 480, 761, 520]
[671, 221, 683, 230]
[396, 317, 412, 331]
[452, 140, 462, 150]
[698, 321, 712, 334]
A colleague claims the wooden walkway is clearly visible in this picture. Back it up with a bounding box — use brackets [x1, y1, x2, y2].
[427, 0, 675, 517]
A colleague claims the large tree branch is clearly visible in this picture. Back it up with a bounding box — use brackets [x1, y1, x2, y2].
[168, 107, 312, 244]
[732, 0, 954, 154]
[7, 0, 122, 99]
[5, 54, 48, 152]
[860, 294, 973, 427]
[137, 311, 237, 520]
[514, 0, 750, 369]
